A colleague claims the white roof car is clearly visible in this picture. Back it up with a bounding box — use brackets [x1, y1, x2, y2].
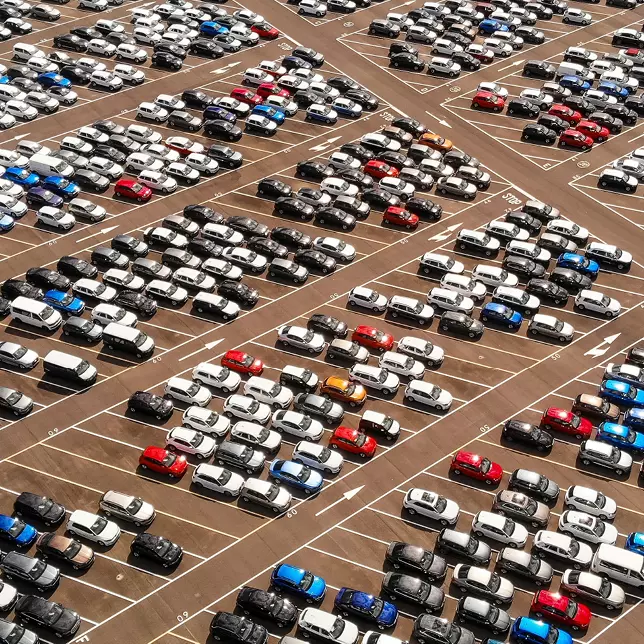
[404, 380, 452, 411]
[192, 464, 244, 496]
[99, 491, 155, 525]
[271, 409, 324, 441]
[102, 269, 144, 292]
[387, 11, 414, 29]
[76, 57, 107, 73]
[87, 157, 123, 180]
[309, 81, 340, 100]
[241, 478, 291, 513]
[397, 336, 444, 366]
[192, 363, 241, 393]
[564, 486, 617, 520]
[379, 176, 415, 198]
[433, 38, 464, 55]
[26, 56, 58, 74]
[349, 364, 400, 394]
[298, 0, 327, 17]
[115, 65, 146, 84]
[483, 38, 512, 57]
[35, 206, 74, 230]
[506, 240, 551, 263]
[493, 286, 540, 312]
[173, 267, 215, 292]
[293, 68, 324, 84]
[457, 230, 502, 254]
[258, 60, 287, 76]
[67, 510, 120, 546]
[546, 219, 589, 245]
[278, 74, 310, 92]
[420, 252, 464, 275]
[223, 395, 272, 424]
[320, 177, 359, 197]
[222, 247, 268, 273]
[87, 39, 117, 56]
[306, 104, 338, 123]
[138, 170, 177, 193]
[164, 376, 212, 407]
[160, 32, 191, 49]
[265, 95, 298, 116]
[91, 303, 137, 328]
[72, 278, 116, 302]
[313, 237, 356, 261]
[96, 19, 124, 33]
[440, 273, 486, 301]
[388, 295, 434, 324]
[144, 226, 187, 248]
[203, 223, 244, 246]
[127, 124, 163, 144]
[133, 26, 162, 44]
[201, 258, 242, 281]
[243, 67, 274, 86]
[428, 287, 474, 314]
[246, 113, 278, 133]
[244, 376, 294, 410]
[126, 152, 164, 173]
[0, 195, 26, 218]
[0, 342, 38, 369]
[428, 57, 461, 76]
[585, 89, 617, 105]
[89, 70, 123, 91]
[563, 8, 591, 25]
[186, 153, 220, 175]
[141, 143, 180, 163]
[145, 280, 188, 304]
[560, 570, 625, 609]
[298, 608, 359, 644]
[528, 313, 574, 342]
[61, 136, 93, 156]
[230, 24, 259, 44]
[361, 132, 402, 152]
[77, 126, 109, 144]
[230, 420, 282, 451]
[348, 286, 388, 312]
[137, 102, 169, 122]
[292, 441, 343, 474]
[155, 94, 185, 112]
[277, 325, 326, 353]
[5, 100, 36, 121]
[575, 289, 620, 317]
[403, 488, 460, 525]
[213, 96, 251, 116]
[472, 510, 528, 547]
[328, 151, 361, 170]
[533, 530, 593, 568]
[558, 510, 618, 545]
[182, 406, 231, 437]
[166, 427, 216, 459]
[333, 97, 362, 117]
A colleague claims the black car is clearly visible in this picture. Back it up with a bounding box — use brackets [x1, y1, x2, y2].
[292, 46, 324, 67]
[70, 26, 100, 40]
[26, 267, 70, 292]
[218, 280, 259, 306]
[274, 197, 315, 221]
[525, 278, 568, 305]
[236, 587, 297, 627]
[130, 533, 183, 567]
[91, 246, 128, 270]
[293, 393, 344, 423]
[521, 201, 558, 222]
[4, 18, 31, 34]
[333, 195, 370, 219]
[443, 150, 479, 169]
[56, 256, 98, 279]
[12, 78, 41, 92]
[226, 216, 269, 238]
[0, 552, 59, 591]
[507, 98, 540, 118]
[247, 238, 288, 260]
[279, 368, 318, 393]
[392, 117, 426, 138]
[523, 60, 556, 79]
[328, 339, 369, 363]
[327, 75, 360, 93]
[436, 529, 491, 564]
[336, 168, 374, 190]
[406, 197, 442, 220]
[390, 52, 425, 71]
[0, 298, 9, 317]
[109, 134, 140, 154]
[62, 317, 103, 342]
[94, 144, 126, 163]
[502, 256, 546, 279]
[115, 291, 157, 317]
[258, 178, 292, 199]
[453, 52, 480, 71]
[168, 111, 202, 131]
[105, 32, 134, 46]
[128, 391, 173, 419]
[181, 89, 213, 109]
[184, 204, 224, 226]
[613, 29, 644, 48]
[215, 441, 264, 473]
[377, 150, 416, 170]
[502, 420, 554, 451]
[282, 55, 311, 71]
[204, 119, 242, 141]
[369, 19, 399, 37]
[507, 468, 560, 503]
[381, 573, 445, 612]
[271, 226, 312, 249]
[549, 267, 592, 291]
[308, 313, 348, 337]
[210, 612, 267, 644]
[522, 123, 556, 144]
[344, 88, 379, 110]
[605, 102, 638, 125]
[163, 215, 199, 238]
[563, 95, 594, 117]
[439, 311, 484, 338]
[189, 39, 224, 58]
[296, 159, 334, 180]
[1, 279, 42, 300]
[589, 111, 623, 134]
[14, 492, 65, 526]
[53, 33, 86, 52]
[152, 51, 182, 70]
[315, 207, 356, 231]
[627, 346, 644, 367]
[362, 187, 400, 209]
[537, 233, 573, 254]
[293, 89, 320, 108]
[328, 0, 357, 11]
[74, 169, 110, 192]
[111, 234, 149, 258]
[340, 142, 374, 162]
[189, 239, 223, 259]
[385, 542, 447, 581]
[153, 44, 187, 61]
[15, 596, 79, 638]
[414, 615, 474, 644]
[207, 144, 243, 169]
[504, 211, 542, 235]
[294, 249, 336, 274]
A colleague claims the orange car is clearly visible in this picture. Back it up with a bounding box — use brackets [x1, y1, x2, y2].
[418, 132, 453, 152]
[320, 376, 367, 407]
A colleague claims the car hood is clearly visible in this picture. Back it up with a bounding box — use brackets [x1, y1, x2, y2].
[247, 450, 265, 468]
[308, 575, 327, 599]
[543, 479, 560, 500]
[52, 608, 80, 634]
[38, 564, 60, 586]
[497, 576, 515, 600]
[444, 499, 460, 521]
[0, 583, 16, 608]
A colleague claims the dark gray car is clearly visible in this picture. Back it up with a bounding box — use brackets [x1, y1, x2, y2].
[0, 552, 59, 590]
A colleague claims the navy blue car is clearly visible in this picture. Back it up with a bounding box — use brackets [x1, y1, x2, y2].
[203, 105, 236, 124]
[334, 588, 398, 628]
[26, 187, 64, 209]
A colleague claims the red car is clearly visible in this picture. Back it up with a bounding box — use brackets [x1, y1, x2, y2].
[114, 179, 152, 202]
[230, 88, 263, 106]
[221, 350, 264, 375]
[329, 426, 377, 458]
[559, 129, 593, 150]
[251, 22, 280, 39]
[531, 591, 591, 631]
[548, 104, 582, 125]
[466, 46, 494, 64]
[382, 206, 419, 229]
[257, 83, 290, 99]
[449, 450, 503, 485]
[139, 446, 188, 478]
[364, 160, 399, 179]
[540, 407, 592, 439]
[576, 120, 609, 142]
[351, 325, 394, 352]
[471, 91, 505, 112]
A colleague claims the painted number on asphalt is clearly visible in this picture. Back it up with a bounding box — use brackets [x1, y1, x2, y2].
[502, 192, 522, 206]
[552, 353, 561, 360]
[287, 509, 298, 518]
[480, 425, 490, 433]
[382, 112, 394, 122]
[177, 612, 189, 623]
[279, 42, 291, 50]
[343, 21, 353, 26]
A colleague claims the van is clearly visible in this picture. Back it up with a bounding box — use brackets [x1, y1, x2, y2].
[592, 543, 644, 588]
[10, 296, 62, 331]
[43, 350, 97, 385]
[556, 62, 594, 81]
[102, 323, 155, 358]
[0, 86, 26, 103]
[28, 154, 74, 178]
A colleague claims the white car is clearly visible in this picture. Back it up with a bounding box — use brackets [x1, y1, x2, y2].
[575, 290, 620, 317]
[192, 363, 241, 393]
[192, 464, 244, 496]
[244, 376, 293, 410]
[5, 100, 37, 121]
[87, 39, 116, 57]
[0, 195, 26, 218]
[265, 95, 298, 116]
[528, 314, 575, 342]
[379, 351, 425, 379]
[457, 230, 501, 256]
[230, 23, 259, 45]
[72, 278, 116, 302]
[144, 227, 187, 248]
[560, 570, 625, 610]
[406, 25, 437, 44]
[141, 143, 180, 163]
[213, 96, 251, 117]
[137, 102, 169, 123]
[201, 258, 242, 281]
[403, 488, 459, 525]
[379, 177, 415, 200]
[91, 303, 137, 328]
[298, 609, 358, 644]
[145, 280, 188, 305]
[102, 269, 144, 292]
[419, 252, 464, 276]
[310, 81, 340, 101]
[25, 92, 58, 114]
[293, 441, 343, 474]
[35, 206, 74, 230]
[313, 237, 356, 261]
[361, 132, 402, 153]
[586, 242, 632, 270]
[558, 510, 618, 545]
[166, 427, 216, 459]
[533, 530, 593, 569]
[258, 60, 286, 77]
[348, 286, 388, 312]
[203, 223, 244, 247]
[87, 157, 123, 180]
[320, 177, 359, 197]
[271, 410, 324, 442]
[397, 336, 444, 367]
[563, 8, 591, 25]
[230, 421, 282, 452]
[471, 265, 519, 288]
[546, 219, 589, 245]
[78, 125, 109, 145]
[472, 511, 528, 547]
[138, 170, 177, 194]
[432, 38, 464, 56]
[164, 376, 212, 407]
[483, 38, 512, 57]
[182, 406, 231, 437]
[186, 153, 219, 175]
[404, 381, 452, 411]
[428, 57, 461, 77]
[612, 158, 644, 181]
[440, 273, 486, 301]
[223, 395, 271, 424]
[245, 113, 278, 135]
[293, 68, 324, 84]
[222, 247, 267, 273]
[349, 364, 400, 394]
[133, 27, 162, 45]
[166, 136, 203, 155]
[155, 94, 185, 112]
[116, 43, 147, 64]
[173, 267, 216, 292]
[114, 64, 145, 85]
[127, 124, 163, 144]
[90, 70, 123, 91]
[478, 82, 508, 100]
[277, 325, 326, 353]
[61, 136, 93, 155]
[564, 486, 616, 521]
[26, 56, 58, 74]
[99, 491, 155, 526]
[427, 287, 474, 315]
[299, 0, 327, 16]
[76, 57, 107, 74]
[160, 32, 191, 49]
[243, 68, 274, 86]
[328, 151, 361, 171]
[278, 75, 309, 93]
[67, 510, 120, 546]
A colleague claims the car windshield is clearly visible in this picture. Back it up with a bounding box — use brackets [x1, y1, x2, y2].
[480, 458, 491, 473]
[90, 517, 107, 534]
[568, 539, 579, 557]
[163, 452, 178, 467]
[7, 519, 25, 537]
[554, 321, 564, 332]
[63, 540, 82, 558]
[593, 520, 605, 536]
[46, 604, 63, 623]
[11, 346, 27, 359]
[331, 618, 346, 639]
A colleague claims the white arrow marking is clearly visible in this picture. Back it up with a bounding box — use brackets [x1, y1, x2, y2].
[424, 111, 451, 128]
[4, 133, 29, 143]
[178, 338, 225, 362]
[75, 225, 118, 244]
[498, 59, 525, 72]
[309, 135, 342, 152]
[584, 333, 621, 358]
[428, 222, 461, 241]
[315, 486, 364, 517]
[210, 61, 242, 75]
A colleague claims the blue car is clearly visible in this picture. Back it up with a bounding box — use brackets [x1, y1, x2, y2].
[43, 289, 85, 315]
[334, 588, 398, 628]
[596, 422, 644, 454]
[478, 19, 509, 34]
[252, 105, 285, 125]
[38, 72, 71, 89]
[480, 302, 523, 329]
[283, 55, 312, 70]
[560, 75, 592, 93]
[203, 105, 236, 123]
[199, 21, 228, 37]
[42, 176, 81, 199]
[270, 563, 326, 601]
[624, 407, 644, 430]
[0, 514, 38, 547]
[511, 617, 572, 644]
[0, 76, 10, 85]
[0, 213, 14, 232]
[26, 187, 64, 209]
[625, 532, 644, 555]
[599, 379, 644, 407]
[269, 459, 323, 494]
[4, 167, 40, 187]
[556, 253, 599, 278]
[597, 81, 629, 100]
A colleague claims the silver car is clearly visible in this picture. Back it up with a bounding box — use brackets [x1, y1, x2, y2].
[452, 564, 514, 604]
[436, 177, 477, 200]
[492, 490, 550, 528]
[99, 491, 155, 526]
